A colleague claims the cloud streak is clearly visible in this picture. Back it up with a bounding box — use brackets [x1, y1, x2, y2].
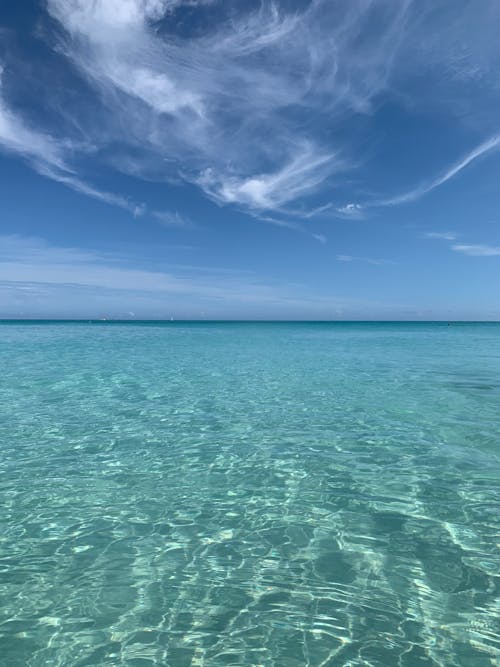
[198, 143, 336, 211]
[0, 66, 144, 214]
[0, 234, 391, 317]
[424, 232, 457, 240]
[339, 133, 500, 216]
[40, 0, 413, 214]
[425, 232, 500, 257]
[452, 244, 500, 256]
[0, 67, 195, 227]
[2, 0, 500, 226]
[0, 67, 68, 171]
[377, 134, 500, 207]
[336, 254, 391, 266]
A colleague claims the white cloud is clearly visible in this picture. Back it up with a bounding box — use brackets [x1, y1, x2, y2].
[424, 232, 457, 240]
[376, 135, 500, 207]
[198, 144, 336, 211]
[3, 0, 500, 223]
[0, 235, 392, 317]
[0, 68, 195, 228]
[335, 203, 365, 219]
[40, 167, 142, 212]
[336, 254, 389, 265]
[337, 133, 500, 215]
[0, 67, 145, 214]
[424, 234, 500, 257]
[40, 0, 413, 213]
[0, 68, 68, 172]
[452, 244, 500, 256]
[151, 210, 194, 228]
[0, 234, 279, 298]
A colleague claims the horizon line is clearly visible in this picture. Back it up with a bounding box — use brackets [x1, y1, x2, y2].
[1, 319, 499, 324]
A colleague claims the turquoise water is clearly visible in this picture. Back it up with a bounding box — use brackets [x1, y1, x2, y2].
[0, 322, 499, 667]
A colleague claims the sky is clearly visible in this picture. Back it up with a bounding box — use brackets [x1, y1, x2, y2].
[1, 0, 500, 320]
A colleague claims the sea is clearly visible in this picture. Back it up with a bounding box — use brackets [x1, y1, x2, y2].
[0, 321, 499, 666]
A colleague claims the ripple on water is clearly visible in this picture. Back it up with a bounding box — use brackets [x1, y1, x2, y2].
[0, 322, 499, 666]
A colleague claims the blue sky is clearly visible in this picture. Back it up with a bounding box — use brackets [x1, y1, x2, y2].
[1, 0, 500, 319]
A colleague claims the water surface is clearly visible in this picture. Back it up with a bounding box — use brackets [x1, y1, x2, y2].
[0, 322, 499, 666]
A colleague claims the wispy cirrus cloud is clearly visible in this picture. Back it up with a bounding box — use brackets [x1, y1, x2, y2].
[0, 234, 387, 318]
[452, 243, 500, 256]
[198, 143, 336, 211]
[0, 67, 194, 225]
[424, 232, 457, 240]
[338, 134, 500, 216]
[0, 66, 143, 214]
[0, 66, 68, 172]
[336, 254, 391, 266]
[151, 209, 194, 228]
[2, 0, 500, 226]
[39, 0, 413, 215]
[376, 134, 500, 207]
[335, 203, 366, 220]
[425, 231, 500, 257]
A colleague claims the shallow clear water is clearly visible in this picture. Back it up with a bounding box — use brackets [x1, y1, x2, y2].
[0, 322, 499, 666]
